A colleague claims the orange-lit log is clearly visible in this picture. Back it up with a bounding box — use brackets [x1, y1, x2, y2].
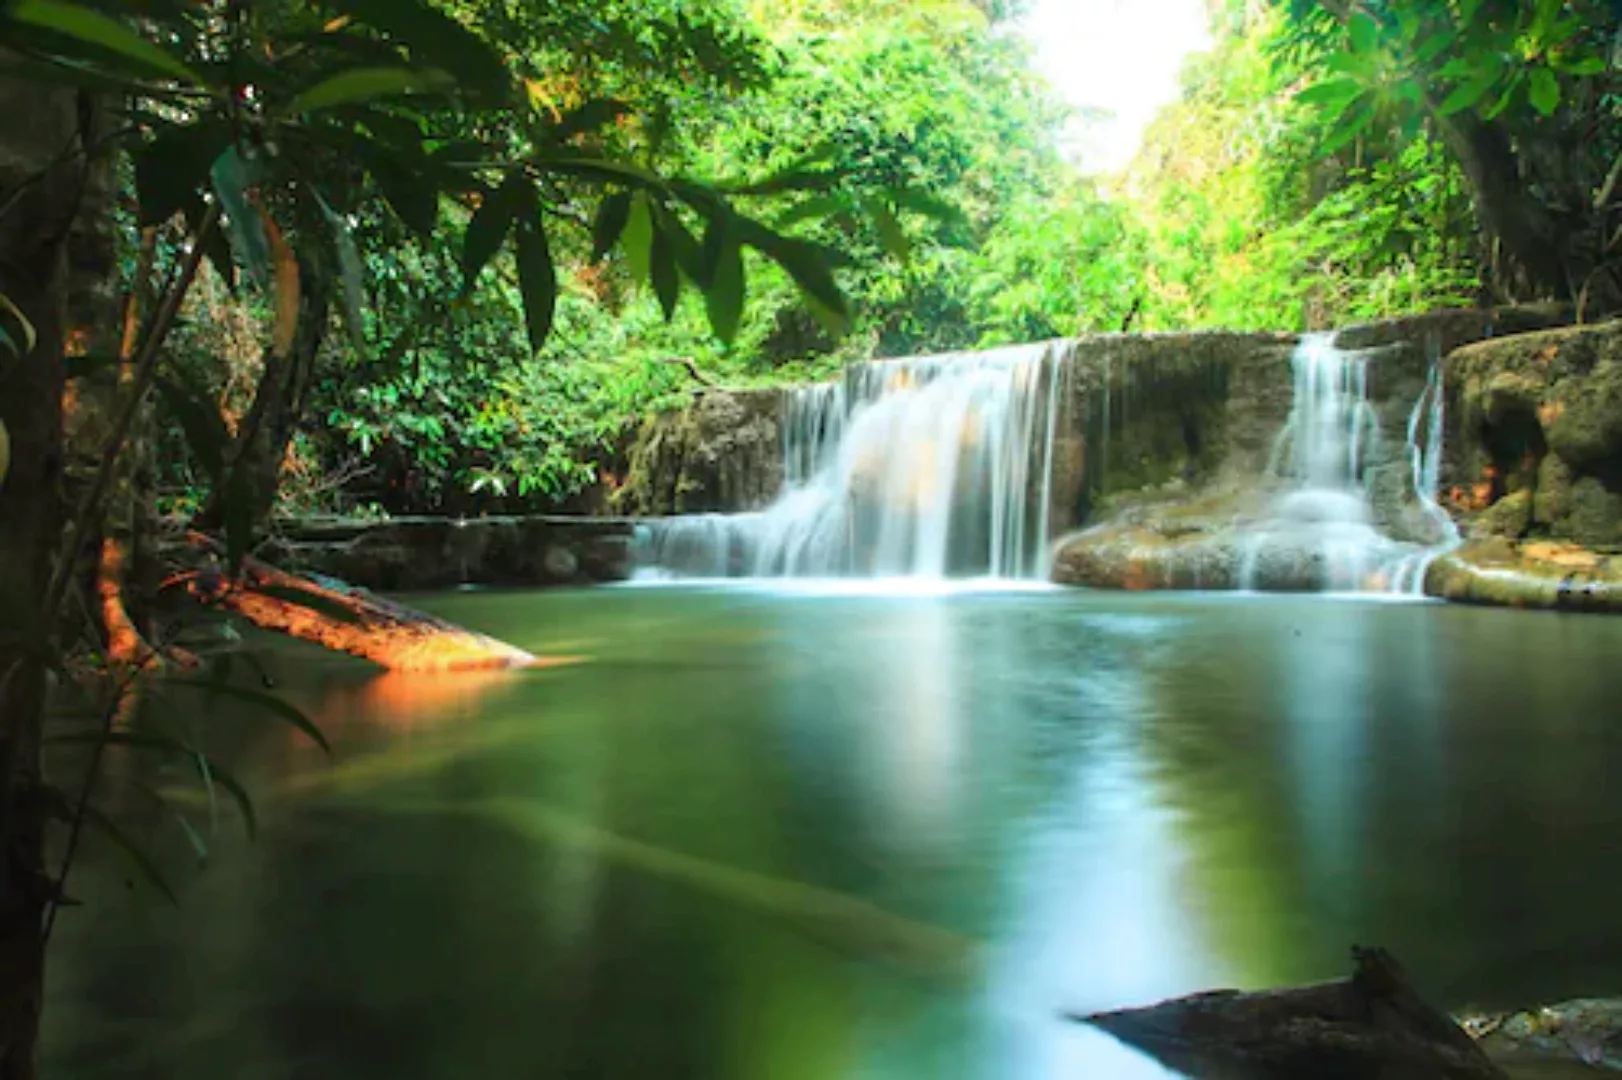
[176, 536, 534, 672]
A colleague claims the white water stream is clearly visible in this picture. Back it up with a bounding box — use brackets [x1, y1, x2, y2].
[632, 343, 1063, 580]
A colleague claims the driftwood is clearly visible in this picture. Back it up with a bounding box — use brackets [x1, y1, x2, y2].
[1073, 947, 1511, 1080]
[170, 534, 535, 672]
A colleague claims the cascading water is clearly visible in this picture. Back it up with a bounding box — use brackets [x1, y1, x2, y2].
[632, 344, 1062, 581]
[1238, 332, 1456, 594]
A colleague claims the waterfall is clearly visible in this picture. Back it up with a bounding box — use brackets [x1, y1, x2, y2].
[1388, 340, 1461, 594]
[1238, 333, 1456, 594]
[633, 343, 1062, 580]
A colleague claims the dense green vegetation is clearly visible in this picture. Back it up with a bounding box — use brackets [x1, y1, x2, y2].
[1, 2, 1620, 1074]
[224, 0, 1622, 516]
[13, 0, 1614, 520]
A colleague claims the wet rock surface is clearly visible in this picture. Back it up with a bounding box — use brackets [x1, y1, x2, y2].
[1444, 319, 1622, 552]
[259, 515, 635, 591]
[1462, 998, 1622, 1076]
[615, 387, 785, 515]
[1424, 537, 1622, 613]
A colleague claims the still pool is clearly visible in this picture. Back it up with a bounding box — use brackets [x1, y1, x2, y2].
[42, 586, 1622, 1078]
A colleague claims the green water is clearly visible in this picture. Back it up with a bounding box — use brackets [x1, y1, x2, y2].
[41, 586, 1622, 1078]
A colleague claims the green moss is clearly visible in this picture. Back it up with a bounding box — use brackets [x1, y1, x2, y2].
[1476, 489, 1533, 538]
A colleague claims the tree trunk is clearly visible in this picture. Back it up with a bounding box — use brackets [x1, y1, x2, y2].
[61, 101, 148, 664]
[196, 273, 331, 535]
[0, 58, 86, 1080]
[1434, 112, 1575, 304]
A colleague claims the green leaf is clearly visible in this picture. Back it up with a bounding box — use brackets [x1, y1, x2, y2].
[738, 221, 849, 333]
[1321, 98, 1376, 155]
[1348, 12, 1379, 54]
[1324, 50, 1373, 77]
[1295, 76, 1365, 108]
[514, 220, 556, 353]
[358, 134, 437, 239]
[212, 147, 270, 289]
[134, 122, 228, 227]
[1438, 58, 1504, 115]
[541, 156, 664, 188]
[79, 804, 179, 905]
[1484, 69, 1525, 120]
[285, 66, 451, 115]
[773, 193, 846, 228]
[164, 677, 332, 754]
[1528, 67, 1560, 115]
[702, 220, 745, 345]
[1414, 34, 1452, 65]
[868, 200, 910, 263]
[622, 192, 654, 284]
[7, 0, 200, 84]
[1558, 55, 1608, 76]
[314, 192, 368, 356]
[322, 0, 510, 102]
[724, 166, 843, 197]
[591, 190, 632, 262]
[1458, 0, 1485, 27]
[650, 224, 680, 320]
[461, 170, 526, 291]
[653, 206, 705, 284]
[0, 292, 38, 356]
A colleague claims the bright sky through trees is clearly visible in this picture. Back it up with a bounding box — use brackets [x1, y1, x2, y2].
[1016, 0, 1213, 173]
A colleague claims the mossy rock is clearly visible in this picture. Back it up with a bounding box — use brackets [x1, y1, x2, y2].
[1475, 489, 1533, 538]
[1424, 538, 1622, 613]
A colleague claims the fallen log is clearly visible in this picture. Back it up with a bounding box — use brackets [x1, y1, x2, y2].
[168, 533, 535, 672]
[1073, 946, 1511, 1080]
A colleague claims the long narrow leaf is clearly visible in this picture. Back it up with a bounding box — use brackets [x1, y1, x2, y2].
[79, 804, 179, 904]
[314, 191, 368, 356]
[9, 0, 201, 84]
[164, 677, 332, 753]
[286, 66, 451, 115]
[322, 0, 510, 101]
[462, 171, 527, 291]
[591, 190, 632, 261]
[515, 220, 557, 352]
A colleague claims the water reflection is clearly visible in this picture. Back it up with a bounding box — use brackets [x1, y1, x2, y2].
[43, 588, 1622, 1079]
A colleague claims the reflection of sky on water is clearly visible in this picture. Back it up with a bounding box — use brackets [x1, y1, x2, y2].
[1273, 603, 1371, 921]
[980, 619, 1209, 1079]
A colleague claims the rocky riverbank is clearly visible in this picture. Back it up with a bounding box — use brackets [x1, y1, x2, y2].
[256, 514, 635, 591]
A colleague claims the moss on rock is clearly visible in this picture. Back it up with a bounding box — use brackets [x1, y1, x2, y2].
[615, 388, 785, 516]
[1424, 538, 1622, 613]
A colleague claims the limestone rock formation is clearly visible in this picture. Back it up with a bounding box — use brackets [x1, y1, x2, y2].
[1049, 310, 1554, 592]
[1443, 319, 1622, 549]
[615, 388, 785, 515]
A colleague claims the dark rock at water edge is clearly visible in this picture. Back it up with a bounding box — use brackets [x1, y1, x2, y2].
[257, 515, 635, 592]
